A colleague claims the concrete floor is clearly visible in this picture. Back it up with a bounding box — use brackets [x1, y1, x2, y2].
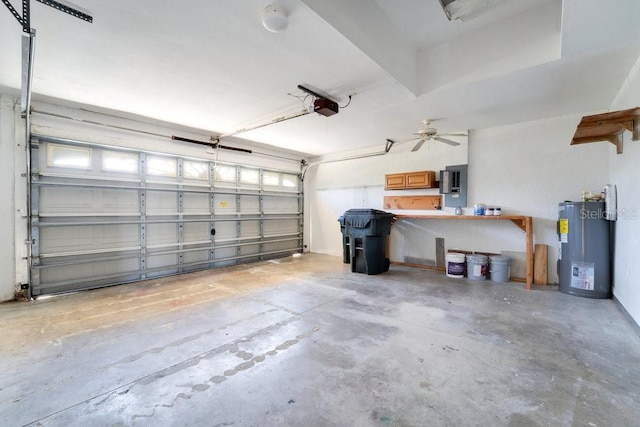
[1, 253, 639, 426]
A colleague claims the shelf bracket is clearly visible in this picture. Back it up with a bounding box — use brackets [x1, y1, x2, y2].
[509, 218, 526, 232]
[571, 108, 640, 154]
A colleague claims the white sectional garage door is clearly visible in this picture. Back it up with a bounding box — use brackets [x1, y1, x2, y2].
[29, 136, 303, 296]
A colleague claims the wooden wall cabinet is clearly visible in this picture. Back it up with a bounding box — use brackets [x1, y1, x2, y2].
[385, 170, 437, 190]
[384, 173, 406, 189]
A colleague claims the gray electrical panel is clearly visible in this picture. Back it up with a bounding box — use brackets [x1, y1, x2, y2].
[558, 201, 611, 298]
[440, 164, 467, 208]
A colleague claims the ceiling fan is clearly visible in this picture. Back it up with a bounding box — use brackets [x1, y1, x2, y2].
[406, 119, 466, 151]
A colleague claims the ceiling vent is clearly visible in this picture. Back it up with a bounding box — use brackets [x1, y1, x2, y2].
[439, 0, 508, 21]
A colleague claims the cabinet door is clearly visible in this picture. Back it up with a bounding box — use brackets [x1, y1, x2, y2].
[385, 173, 406, 189]
[406, 171, 435, 188]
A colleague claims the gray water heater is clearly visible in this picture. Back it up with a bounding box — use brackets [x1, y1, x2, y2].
[557, 201, 612, 298]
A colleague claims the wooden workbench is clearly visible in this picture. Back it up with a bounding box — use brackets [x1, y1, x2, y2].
[394, 215, 534, 289]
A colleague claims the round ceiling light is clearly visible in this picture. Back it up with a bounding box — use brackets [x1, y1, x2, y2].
[261, 5, 288, 33]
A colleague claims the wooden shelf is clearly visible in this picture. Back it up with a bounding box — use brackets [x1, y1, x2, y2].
[395, 214, 534, 289]
[571, 107, 640, 154]
[383, 195, 441, 210]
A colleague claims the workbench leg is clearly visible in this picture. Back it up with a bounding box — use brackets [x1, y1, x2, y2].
[525, 216, 533, 289]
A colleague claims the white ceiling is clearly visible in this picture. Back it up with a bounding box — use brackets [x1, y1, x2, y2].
[373, 0, 553, 48]
[1, 0, 639, 157]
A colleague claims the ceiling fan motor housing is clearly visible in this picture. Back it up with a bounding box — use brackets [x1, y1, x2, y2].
[419, 128, 438, 138]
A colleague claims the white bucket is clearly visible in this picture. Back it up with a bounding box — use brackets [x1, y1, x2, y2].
[490, 255, 511, 282]
[466, 254, 488, 281]
[446, 253, 466, 278]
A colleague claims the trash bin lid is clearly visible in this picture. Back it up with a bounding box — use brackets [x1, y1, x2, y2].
[340, 209, 395, 233]
[343, 209, 394, 217]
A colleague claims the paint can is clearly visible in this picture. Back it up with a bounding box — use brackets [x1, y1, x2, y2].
[445, 253, 466, 278]
[473, 204, 486, 216]
[489, 255, 511, 282]
[466, 254, 488, 281]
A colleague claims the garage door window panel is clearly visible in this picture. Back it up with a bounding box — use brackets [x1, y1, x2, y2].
[102, 150, 139, 174]
[183, 160, 209, 181]
[147, 156, 178, 178]
[215, 165, 236, 183]
[47, 144, 92, 170]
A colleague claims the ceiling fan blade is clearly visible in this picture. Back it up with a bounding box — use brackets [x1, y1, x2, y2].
[411, 139, 426, 152]
[395, 136, 421, 144]
[438, 133, 468, 137]
[434, 137, 460, 146]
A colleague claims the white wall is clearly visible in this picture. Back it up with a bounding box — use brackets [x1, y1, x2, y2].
[561, 0, 640, 57]
[470, 114, 610, 282]
[308, 114, 610, 283]
[609, 56, 640, 326]
[307, 137, 467, 262]
[0, 95, 18, 301]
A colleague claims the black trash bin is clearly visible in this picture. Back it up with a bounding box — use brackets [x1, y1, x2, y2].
[338, 215, 350, 264]
[338, 209, 395, 275]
